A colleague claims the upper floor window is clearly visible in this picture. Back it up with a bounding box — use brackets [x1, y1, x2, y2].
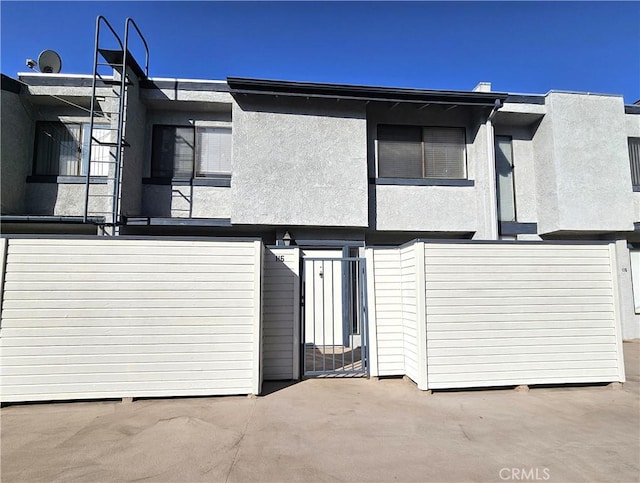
[629, 137, 640, 188]
[33, 121, 110, 177]
[495, 135, 516, 222]
[151, 125, 232, 179]
[377, 125, 467, 179]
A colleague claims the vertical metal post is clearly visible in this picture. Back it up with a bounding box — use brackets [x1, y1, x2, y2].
[300, 259, 309, 377]
[321, 260, 325, 373]
[360, 261, 369, 375]
[331, 260, 336, 371]
[84, 16, 102, 223]
[312, 260, 316, 373]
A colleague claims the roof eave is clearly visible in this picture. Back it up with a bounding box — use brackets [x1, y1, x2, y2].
[227, 77, 509, 106]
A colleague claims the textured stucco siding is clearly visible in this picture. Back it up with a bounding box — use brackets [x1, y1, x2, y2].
[535, 93, 634, 233]
[141, 185, 231, 219]
[1, 90, 33, 214]
[367, 105, 490, 236]
[119, 70, 147, 217]
[374, 185, 477, 232]
[231, 99, 368, 227]
[531, 110, 559, 234]
[26, 183, 110, 217]
[494, 125, 538, 224]
[626, 113, 640, 223]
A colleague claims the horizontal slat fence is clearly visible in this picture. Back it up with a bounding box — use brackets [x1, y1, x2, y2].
[369, 241, 625, 389]
[0, 237, 263, 402]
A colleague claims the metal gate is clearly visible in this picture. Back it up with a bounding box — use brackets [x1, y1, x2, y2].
[302, 255, 368, 377]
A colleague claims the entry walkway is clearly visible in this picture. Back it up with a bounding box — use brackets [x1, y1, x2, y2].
[2, 341, 639, 482]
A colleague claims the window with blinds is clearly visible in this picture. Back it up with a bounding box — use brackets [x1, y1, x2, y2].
[377, 125, 466, 179]
[629, 137, 640, 187]
[196, 127, 232, 177]
[151, 125, 232, 179]
[151, 126, 195, 178]
[34, 122, 110, 176]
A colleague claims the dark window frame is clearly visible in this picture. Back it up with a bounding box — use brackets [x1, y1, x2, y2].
[628, 137, 640, 190]
[32, 121, 110, 178]
[375, 124, 469, 182]
[150, 124, 232, 181]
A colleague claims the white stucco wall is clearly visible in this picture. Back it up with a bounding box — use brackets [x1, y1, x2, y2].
[494, 125, 539, 223]
[231, 98, 368, 227]
[120, 70, 147, 217]
[0, 87, 32, 214]
[367, 105, 490, 236]
[141, 185, 231, 219]
[534, 93, 634, 234]
[626, 113, 640, 223]
[140, 106, 233, 219]
[374, 185, 477, 232]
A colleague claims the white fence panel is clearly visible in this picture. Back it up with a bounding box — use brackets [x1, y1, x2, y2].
[0, 237, 263, 402]
[370, 248, 404, 376]
[400, 244, 418, 383]
[262, 247, 299, 380]
[424, 242, 625, 389]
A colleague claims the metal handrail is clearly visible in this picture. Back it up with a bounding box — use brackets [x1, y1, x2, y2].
[84, 15, 124, 223]
[124, 17, 150, 77]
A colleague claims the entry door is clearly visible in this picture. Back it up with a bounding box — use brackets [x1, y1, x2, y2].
[302, 250, 368, 377]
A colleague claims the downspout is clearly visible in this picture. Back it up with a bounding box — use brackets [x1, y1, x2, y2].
[486, 99, 503, 240]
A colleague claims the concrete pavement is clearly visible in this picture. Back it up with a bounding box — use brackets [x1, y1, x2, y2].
[2, 341, 639, 482]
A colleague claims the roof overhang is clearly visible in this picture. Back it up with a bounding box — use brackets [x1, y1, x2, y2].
[227, 77, 508, 107]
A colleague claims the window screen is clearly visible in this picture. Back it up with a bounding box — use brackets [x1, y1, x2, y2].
[151, 126, 195, 178]
[629, 138, 640, 187]
[196, 127, 232, 177]
[377, 125, 466, 179]
[377, 125, 422, 178]
[495, 135, 516, 222]
[81, 124, 111, 176]
[423, 127, 466, 179]
[34, 122, 82, 175]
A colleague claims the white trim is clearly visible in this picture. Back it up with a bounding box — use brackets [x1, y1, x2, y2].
[365, 248, 379, 377]
[148, 77, 227, 84]
[252, 240, 264, 394]
[292, 247, 301, 380]
[486, 119, 499, 240]
[0, 238, 7, 315]
[18, 72, 101, 79]
[610, 242, 627, 383]
[415, 242, 429, 390]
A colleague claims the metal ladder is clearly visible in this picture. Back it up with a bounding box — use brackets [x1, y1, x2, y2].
[83, 16, 148, 235]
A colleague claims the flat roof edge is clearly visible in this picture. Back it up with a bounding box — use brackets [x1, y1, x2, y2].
[227, 77, 509, 104]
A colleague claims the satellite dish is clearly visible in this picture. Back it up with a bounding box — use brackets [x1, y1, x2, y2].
[37, 50, 62, 74]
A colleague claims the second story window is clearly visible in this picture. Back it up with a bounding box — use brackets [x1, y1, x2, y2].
[377, 125, 467, 179]
[629, 137, 640, 188]
[33, 121, 110, 177]
[151, 125, 232, 179]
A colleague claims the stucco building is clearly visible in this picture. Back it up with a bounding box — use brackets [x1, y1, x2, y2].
[0, 22, 638, 401]
[2, 68, 639, 335]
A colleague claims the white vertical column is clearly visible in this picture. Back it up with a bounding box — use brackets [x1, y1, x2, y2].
[292, 247, 301, 379]
[253, 240, 264, 395]
[609, 242, 627, 383]
[365, 248, 379, 377]
[486, 117, 499, 240]
[415, 242, 429, 390]
[0, 237, 7, 317]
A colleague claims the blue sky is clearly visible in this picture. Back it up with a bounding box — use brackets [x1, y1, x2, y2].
[2, 1, 639, 102]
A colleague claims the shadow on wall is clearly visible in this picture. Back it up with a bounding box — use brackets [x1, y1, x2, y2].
[140, 184, 193, 217]
[24, 183, 59, 215]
